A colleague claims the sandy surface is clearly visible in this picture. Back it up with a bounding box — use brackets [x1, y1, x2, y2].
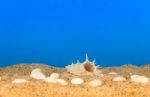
[0, 64, 150, 97]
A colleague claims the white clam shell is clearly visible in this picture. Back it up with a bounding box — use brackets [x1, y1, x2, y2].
[131, 75, 149, 84]
[113, 76, 126, 82]
[44, 77, 68, 85]
[71, 78, 84, 85]
[12, 79, 29, 84]
[30, 68, 46, 80]
[56, 79, 68, 85]
[89, 79, 102, 87]
[50, 73, 60, 79]
[109, 72, 117, 75]
[44, 77, 57, 83]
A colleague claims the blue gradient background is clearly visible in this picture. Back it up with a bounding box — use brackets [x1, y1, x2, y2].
[0, 0, 150, 67]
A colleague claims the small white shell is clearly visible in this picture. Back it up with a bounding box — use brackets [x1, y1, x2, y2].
[50, 73, 60, 79]
[44, 77, 57, 83]
[44, 77, 68, 85]
[30, 68, 46, 80]
[31, 68, 41, 73]
[108, 72, 117, 75]
[89, 79, 102, 87]
[71, 78, 84, 85]
[12, 79, 29, 84]
[56, 79, 68, 85]
[113, 76, 126, 82]
[130, 75, 149, 84]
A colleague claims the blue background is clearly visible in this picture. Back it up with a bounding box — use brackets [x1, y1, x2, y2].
[0, 0, 150, 67]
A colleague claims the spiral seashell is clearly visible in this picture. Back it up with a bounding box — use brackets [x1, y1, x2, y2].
[65, 54, 100, 75]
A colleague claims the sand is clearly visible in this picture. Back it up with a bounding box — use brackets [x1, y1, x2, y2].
[0, 64, 150, 97]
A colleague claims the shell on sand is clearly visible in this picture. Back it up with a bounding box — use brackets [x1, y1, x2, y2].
[108, 72, 117, 75]
[44, 77, 57, 83]
[30, 68, 46, 80]
[55, 79, 68, 85]
[65, 60, 85, 75]
[12, 79, 29, 84]
[112, 76, 126, 82]
[71, 78, 84, 85]
[130, 75, 149, 84]
[44, 77, 67, 85]
[88, 79, 102, 87]
[50, 73, 60, 79]
[65, 54, 100, 75]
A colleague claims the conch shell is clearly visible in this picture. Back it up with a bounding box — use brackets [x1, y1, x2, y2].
[65, 54, 101, 75]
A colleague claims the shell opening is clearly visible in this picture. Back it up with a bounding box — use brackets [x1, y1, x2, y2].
[84, 62, 94, 72]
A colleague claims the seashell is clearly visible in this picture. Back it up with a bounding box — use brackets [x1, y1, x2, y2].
[30, 68, 46, 80]
[113, 76, 126, 82]
[44, 77, 68, 85]
[84, 61, 94, 72]
[50, 73, 60, 79]
[44, 77, 57, 83]
[108, 72, 117, 75]
[56, 79, 68, 85]
[71, 78, 84, 85]
[130, 75, 149, 84]
[65, 62, 85, 75]
[31, 68, 41, 73]
[12, 79, 29, 84]
[88, 79, 102, 87]
[65, 54, 100, 75]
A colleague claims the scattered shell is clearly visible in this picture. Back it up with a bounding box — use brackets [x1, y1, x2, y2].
[56, 79, 68, 85]
[89, 79, 102, 87]
[12, 79, 29, 84]
[66, 61, 85, 75]
[44, 77, 57, 83]
[50, 73, 60, 79]
[113, 76, 126, 82]
[44, 77, 67, 85]
[66, 54, 100, 75]
[31, 68, 42, 74]
[109, 72, 117, 75]
[71, 78, 84, 85]
[130, 75, 149, 84]
[30, 68, 46, 80]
